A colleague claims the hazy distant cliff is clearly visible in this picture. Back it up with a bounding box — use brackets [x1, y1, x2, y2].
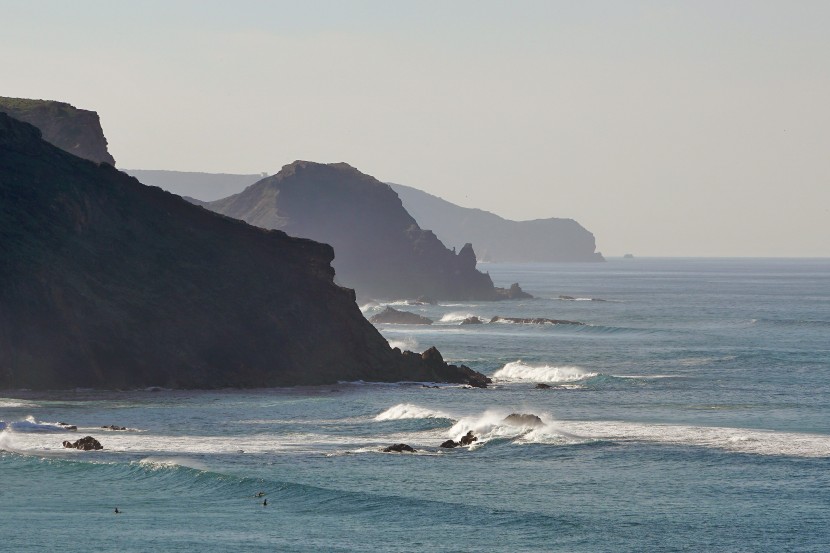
[390, 183, 603, 262]
[206, 162, 522, 301]
[0, 114, 488, 390]
[0, 96, 115, 165]
[125, 169, 263, 201]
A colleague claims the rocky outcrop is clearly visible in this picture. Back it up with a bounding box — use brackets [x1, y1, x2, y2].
[62, 436, 103, 450]
[390, 182, 604, 262]
[0, 96, 115, 165]
[494, 283, 533, 300]
[369, 307, 433, 325]
[383, 444, 416, 453]
[205, 161, 527, 301]
[489, 316, 584, 326]
[459, 431, 478, 446]
[0, 114, 490, 390]
[460, 316, 484, 325]
[503, 414, 544, 428]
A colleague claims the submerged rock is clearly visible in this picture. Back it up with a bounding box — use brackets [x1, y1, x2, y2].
[101, 425, 127, 431]
[460, 316, 484, 325]
[383, 443, 416, 453]
[439, 439, 459, 448]
[535, 383, 552, 389]
[489, 316, 584, 326]
[62, 436, 103, 450]
[369, 307, 433, 325]
[503, 413, 544, 428]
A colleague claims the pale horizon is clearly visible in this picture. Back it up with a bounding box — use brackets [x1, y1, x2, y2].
[3, 1, 829, 257]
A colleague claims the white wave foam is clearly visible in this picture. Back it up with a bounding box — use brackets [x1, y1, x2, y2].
[387, 337, 419, 351]
[439, 312, 478, 323]
[375, 403, 452, 421]
[549, 420, 830, 458]
[136, 456, 208, 471]
[493, 361, 597, 383]
[0, 399, 39, 408]
[0, 416, 76, 433]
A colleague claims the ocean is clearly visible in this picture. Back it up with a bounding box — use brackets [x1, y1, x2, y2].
[2, 258, 829, 552]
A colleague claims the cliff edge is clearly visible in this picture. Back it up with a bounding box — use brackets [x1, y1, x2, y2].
[0, 113, 489, 390]
[0, 96, 116, 165]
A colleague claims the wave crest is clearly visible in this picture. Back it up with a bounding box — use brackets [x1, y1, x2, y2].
[493, 361, 597, 383]
[375, 403, 452, 421]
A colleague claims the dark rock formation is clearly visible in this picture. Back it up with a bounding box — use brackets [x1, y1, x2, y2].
[0, 96, 115, 165]
[0, 113, 490, 390]
[389, 182, 604, 262]
[460, 316, 484, 325]
[439, 439, 459, 448]
[205, 161, 526, 301]
[62, 436, 103, 450]
[101, 425, 127, 431]
[503, 414, 544, 428]
[383, 443, 416, 453]
[369, 307, 433, 325]
[459, 431, 478, 446]
[494, 283, 533, 300]
[535, 383, 552, 389]
[489, 316, 584, 326]
[57, 422, 77, 430]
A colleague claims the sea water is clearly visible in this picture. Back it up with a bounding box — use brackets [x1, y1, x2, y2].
[1, 258, 829, 552]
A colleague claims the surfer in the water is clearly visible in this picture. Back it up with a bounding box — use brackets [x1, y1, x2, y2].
[263, 499, 267, 507]
[114, 508, 120, 514]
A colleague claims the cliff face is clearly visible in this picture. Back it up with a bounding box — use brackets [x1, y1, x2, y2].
[0, 96, 116, 165]
[0, 114, 488, 390]
[390, 183, 604, 262]
[207, 161, 510, 301]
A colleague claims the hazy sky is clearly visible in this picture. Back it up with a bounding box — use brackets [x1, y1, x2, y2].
[3, 1, 829, 256]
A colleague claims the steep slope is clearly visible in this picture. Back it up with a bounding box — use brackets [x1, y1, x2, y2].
[0, 114, 488, 390]
[207, 161, 524, 301]
[390, 183, 604, 262]
[0, 96, 115, 165]
[124, 169, 262, 202]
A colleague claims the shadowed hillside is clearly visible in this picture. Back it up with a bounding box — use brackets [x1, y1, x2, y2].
[206, 161, 529, 301]
[0, 114, 489, 390]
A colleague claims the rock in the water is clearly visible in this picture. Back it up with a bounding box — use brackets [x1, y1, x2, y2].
[459, 431, 478, 446]
[383, 443, 416, 453]
[57, 422, 77, 431]
[62, 436, 103, 450]
[503, 413, 544, 428]
[535, 383, 552, 389]
[494, 283, 533, 300]
[489, 316, 584, 326]
[460, 316, 484, 325]
[439, 439, 459, 448]
[101, 425, 127, 431]
[369, 307, 433, 325]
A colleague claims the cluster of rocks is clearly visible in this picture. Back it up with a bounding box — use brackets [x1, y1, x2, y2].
[101, 425, 127, 431]
[62, 436, 103, 450]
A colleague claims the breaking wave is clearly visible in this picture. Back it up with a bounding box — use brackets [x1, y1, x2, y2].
[387, 337, 419, 351]
[0, 416, 76, 433]
[493, 361, 597, 383]
[375, 403, 452, 421]
[439, 312, 478, 324]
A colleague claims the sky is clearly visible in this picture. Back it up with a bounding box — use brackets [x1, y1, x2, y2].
[2, 0, 829, 257]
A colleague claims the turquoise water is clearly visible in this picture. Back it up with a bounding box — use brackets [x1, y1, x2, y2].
[2, 258, 829, 551]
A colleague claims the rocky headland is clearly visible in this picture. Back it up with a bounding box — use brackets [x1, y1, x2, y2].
[205, 161, 528, 301]
[390, 182, 604, 262]
[0, 96, 115, 165]
[0, 113, 490, 390]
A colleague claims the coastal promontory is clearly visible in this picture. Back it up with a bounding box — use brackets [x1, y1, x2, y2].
[205, 161, 525, 301]
[0, 113, 489, 390]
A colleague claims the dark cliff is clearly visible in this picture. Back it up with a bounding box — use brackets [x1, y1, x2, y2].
[0, 96, 116, 165]
[0, 114, 489, 390]
[390, 182, 604, 262]
[206, 161, 518, 301]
